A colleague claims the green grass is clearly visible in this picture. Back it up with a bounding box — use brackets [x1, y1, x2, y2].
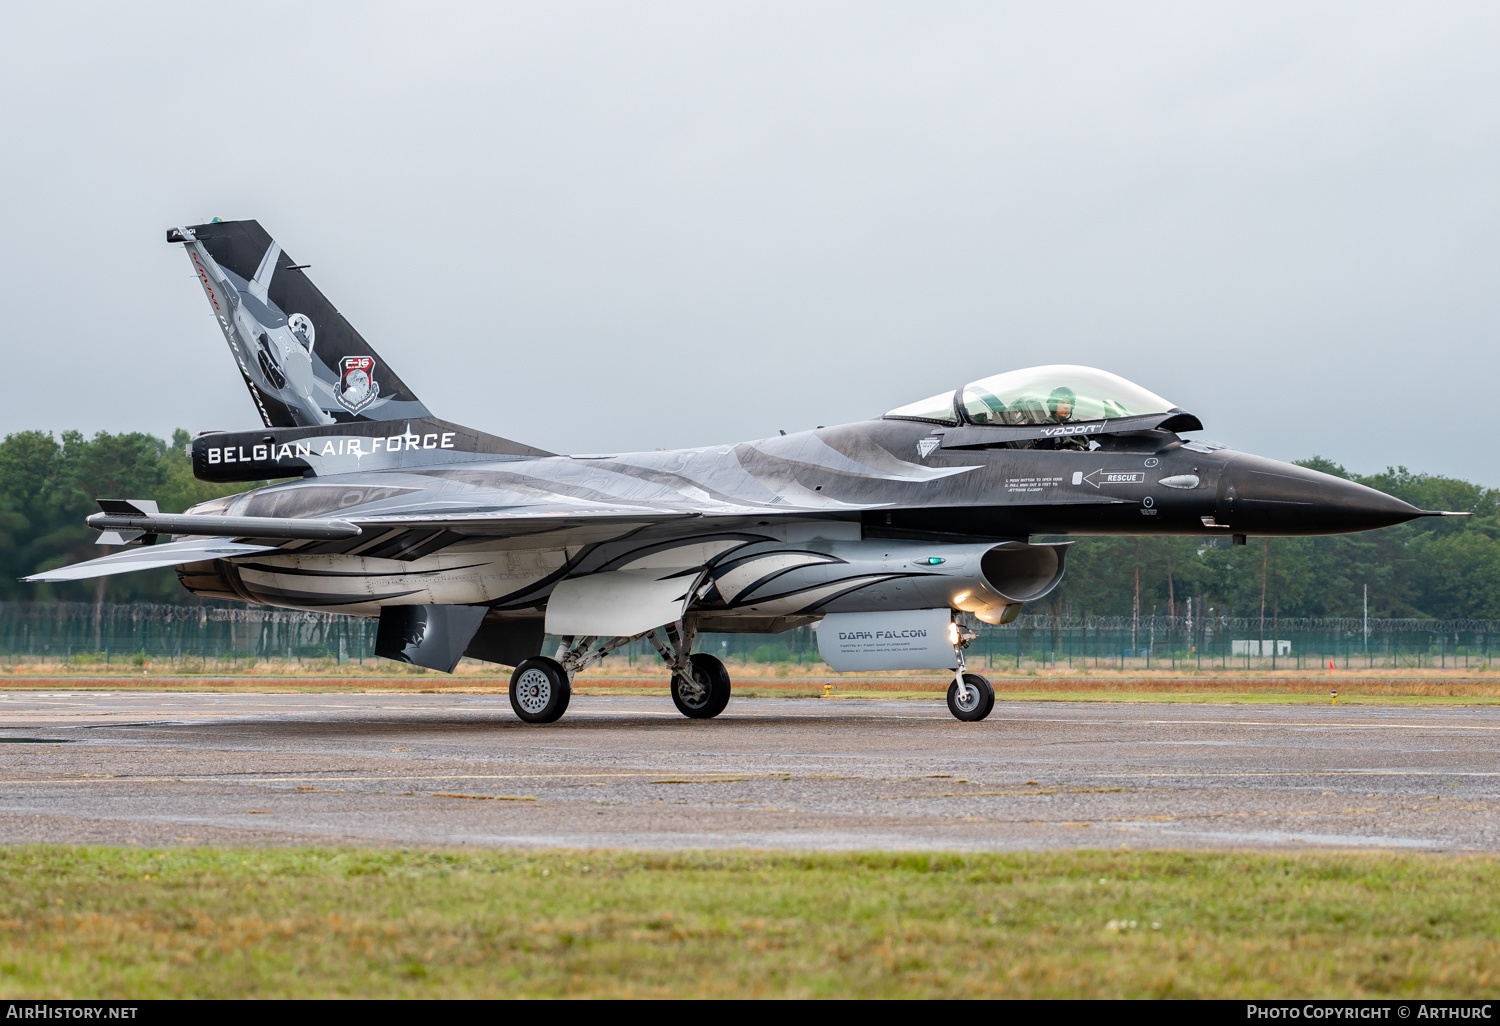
[1, 847, 1498, 997]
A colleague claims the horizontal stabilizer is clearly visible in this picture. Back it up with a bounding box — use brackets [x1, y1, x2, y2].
[24, 540, 279, 582]
[86, 510, 362, 541]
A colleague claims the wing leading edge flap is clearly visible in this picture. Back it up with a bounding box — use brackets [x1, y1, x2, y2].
[23, 540, 280, 583]
[545, 568, 706, 637]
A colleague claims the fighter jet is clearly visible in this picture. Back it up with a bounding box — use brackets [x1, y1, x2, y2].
[26, 219, 1458, 723]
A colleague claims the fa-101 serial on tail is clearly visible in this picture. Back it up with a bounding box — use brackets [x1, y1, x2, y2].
[28, 219, 1460, 722]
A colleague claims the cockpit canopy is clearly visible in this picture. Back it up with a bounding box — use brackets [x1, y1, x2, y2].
[884, 365, 1180, 428]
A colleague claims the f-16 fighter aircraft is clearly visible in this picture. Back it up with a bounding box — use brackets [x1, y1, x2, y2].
[27, 220, 1457, 723]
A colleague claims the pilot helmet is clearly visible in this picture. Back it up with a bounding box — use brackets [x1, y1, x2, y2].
[1048, 386, 1077, 418]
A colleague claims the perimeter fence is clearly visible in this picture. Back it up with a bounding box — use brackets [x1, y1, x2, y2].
[0, 602, 1496, 673]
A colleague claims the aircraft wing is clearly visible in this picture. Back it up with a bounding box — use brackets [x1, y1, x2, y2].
[350, 505, 705, 536]
[31, 488, 844, 583]
[23, 539, 282, 583]
[25, 506, 708, 582]
[87, 498, 704, 542]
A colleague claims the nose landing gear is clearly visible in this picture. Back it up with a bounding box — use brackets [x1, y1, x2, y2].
[947, 672, 995, 721]
[947, 618, 994, 721]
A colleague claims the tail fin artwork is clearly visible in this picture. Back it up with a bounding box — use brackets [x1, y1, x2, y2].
[169, 219, 430, 428]
[170, 220, 552, 480]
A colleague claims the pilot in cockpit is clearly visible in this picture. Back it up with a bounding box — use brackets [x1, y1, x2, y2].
[1040, 386, 1088, 451]
[959, 385, 1086, 449]
[1048, 387, 1075, 421]
[887, 365, 1175, 452]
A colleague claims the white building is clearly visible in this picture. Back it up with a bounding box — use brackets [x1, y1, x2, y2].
[1231, 639, 1292, 656]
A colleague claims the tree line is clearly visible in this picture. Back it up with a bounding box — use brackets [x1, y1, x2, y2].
[0, 430, 258, 604]
[1, 430, 1496, 619]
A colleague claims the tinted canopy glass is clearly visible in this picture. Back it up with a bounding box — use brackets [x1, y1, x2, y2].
[883, 389, 959, 425]
[957, 365, 1176, 426]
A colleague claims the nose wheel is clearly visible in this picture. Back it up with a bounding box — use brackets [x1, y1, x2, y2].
[947, 672, 994, 721]
[671, 652, 732, 719]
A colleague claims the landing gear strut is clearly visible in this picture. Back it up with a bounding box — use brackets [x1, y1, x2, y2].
[946, 618, 995, 721]
[506, 625, 734, 724]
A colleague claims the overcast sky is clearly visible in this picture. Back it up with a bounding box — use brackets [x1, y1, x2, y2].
[2, 2, 1496, 480]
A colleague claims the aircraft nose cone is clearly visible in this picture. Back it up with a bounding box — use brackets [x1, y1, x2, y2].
[1217, 455, 1422, 535]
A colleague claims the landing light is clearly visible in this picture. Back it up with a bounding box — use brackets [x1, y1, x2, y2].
[947, 622, 960, 646]
[953, 591, 970, 604]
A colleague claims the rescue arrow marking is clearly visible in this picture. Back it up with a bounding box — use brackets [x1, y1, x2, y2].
[1081, 470, 1146, 489]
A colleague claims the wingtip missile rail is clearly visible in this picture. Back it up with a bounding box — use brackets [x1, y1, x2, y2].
[85, 509, 362, 542]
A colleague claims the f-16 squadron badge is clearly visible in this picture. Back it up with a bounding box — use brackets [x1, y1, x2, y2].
[336, 355, 380, 414]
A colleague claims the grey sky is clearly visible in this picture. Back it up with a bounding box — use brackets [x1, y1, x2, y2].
[2, 2, 1496, 480]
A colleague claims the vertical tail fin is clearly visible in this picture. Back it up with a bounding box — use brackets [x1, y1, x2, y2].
[168, 220, 432, 428]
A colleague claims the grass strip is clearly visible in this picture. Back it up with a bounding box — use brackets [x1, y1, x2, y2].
[0, 847, 1497, 998]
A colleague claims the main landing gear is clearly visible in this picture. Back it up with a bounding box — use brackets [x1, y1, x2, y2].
[651, 622, 732, 720]
[509, 656, 571, 724]
[670, 652, 732, 719]
[506, 621, 732, 724]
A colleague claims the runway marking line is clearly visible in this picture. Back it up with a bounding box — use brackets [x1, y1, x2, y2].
[0, 771, 782, 786]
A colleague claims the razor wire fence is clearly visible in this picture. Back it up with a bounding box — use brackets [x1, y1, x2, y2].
[0, 602, 379, 669]
[0, 602, 1497, 672]
[952, 613, 1500, 673]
